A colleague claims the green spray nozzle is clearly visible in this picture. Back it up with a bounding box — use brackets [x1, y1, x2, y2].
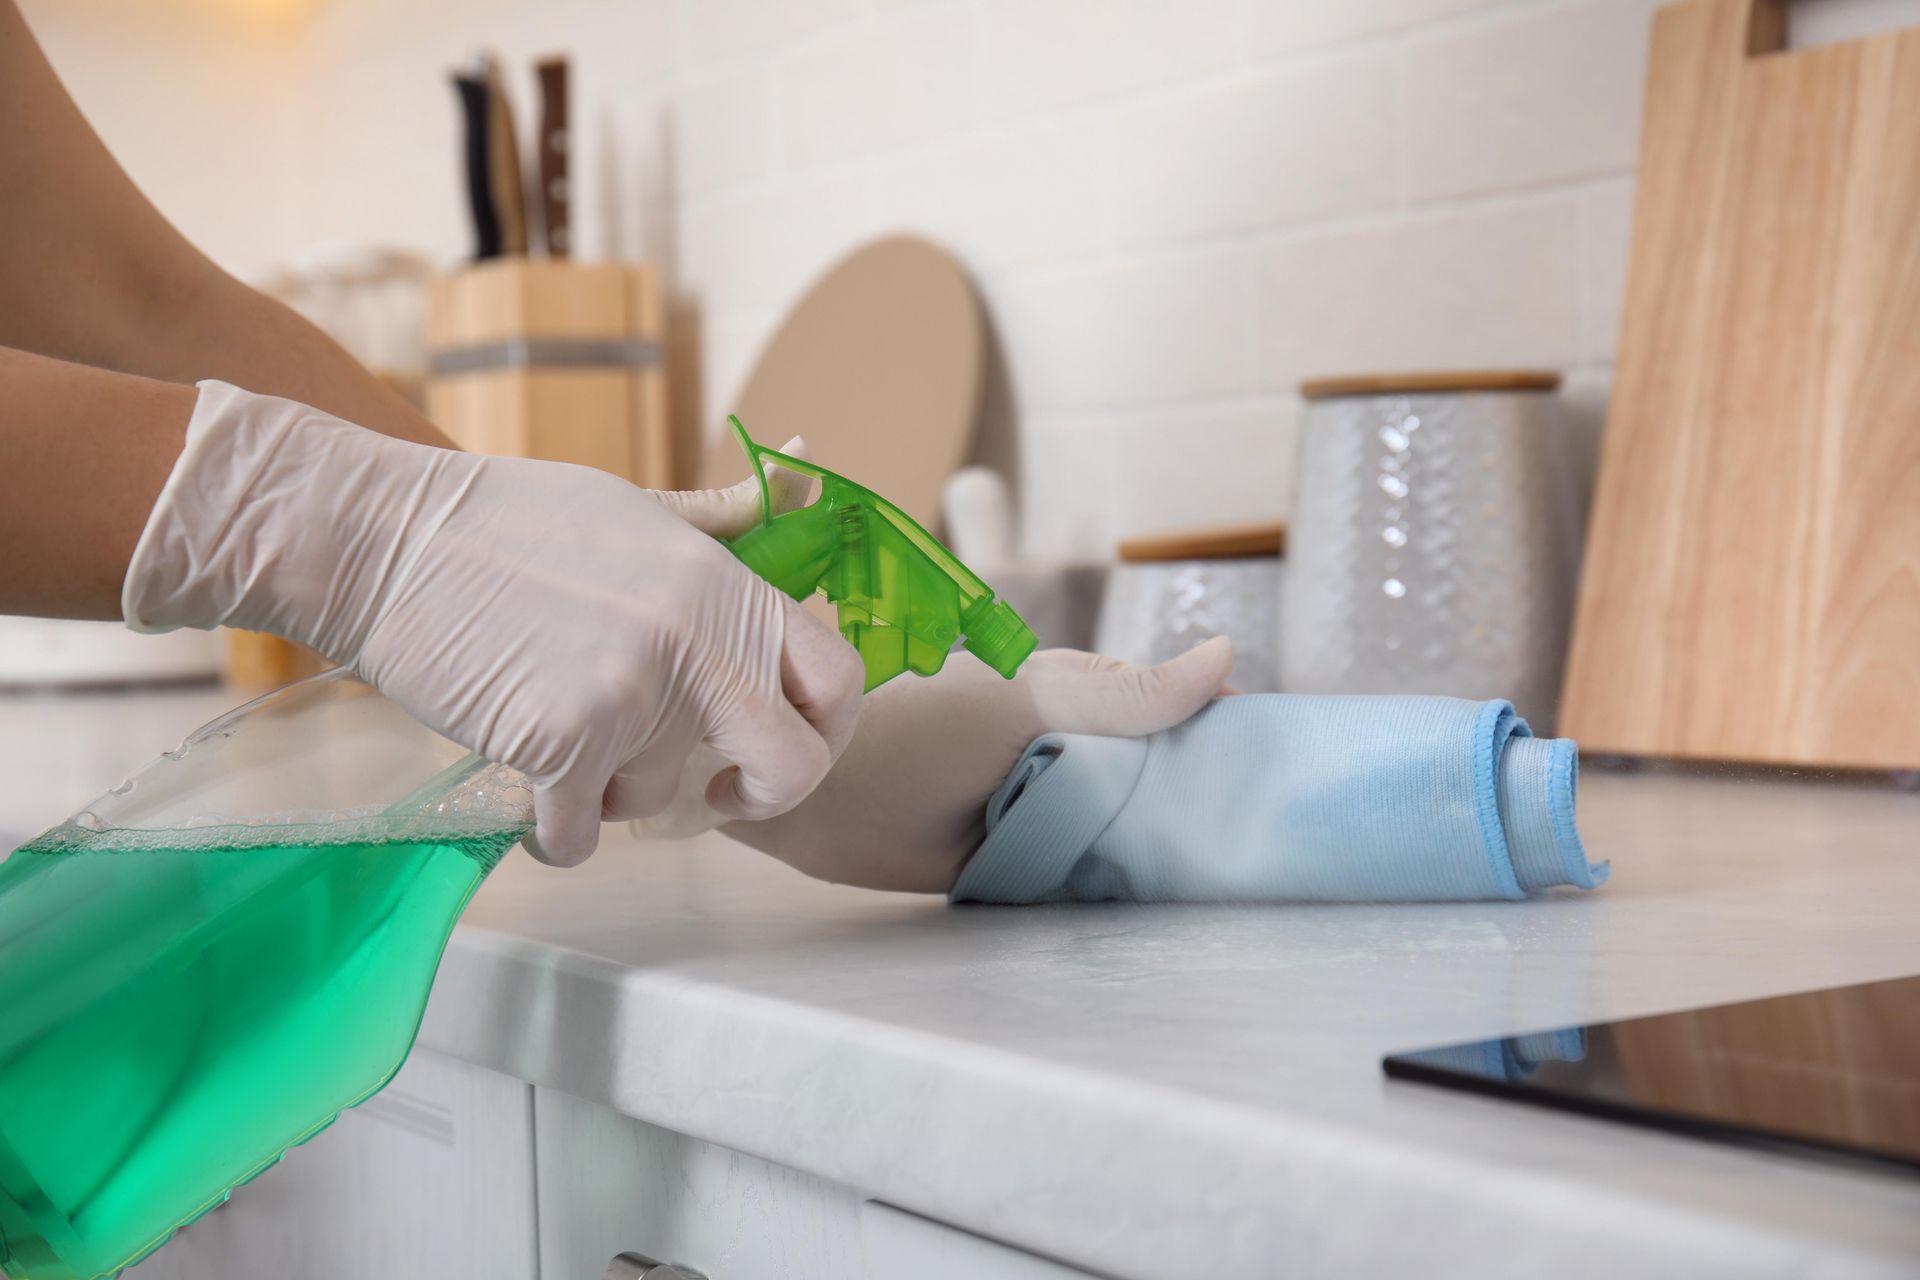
[721, 416, 1038, 691]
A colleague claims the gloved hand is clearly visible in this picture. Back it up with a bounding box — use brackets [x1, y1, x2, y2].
[123, 380, 864, 865]
[723, 639, 1235, 893]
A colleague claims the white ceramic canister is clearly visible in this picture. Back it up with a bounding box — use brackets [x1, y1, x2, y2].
[1279, 371, 1582, 729]
[1096, 523, 1286, 693]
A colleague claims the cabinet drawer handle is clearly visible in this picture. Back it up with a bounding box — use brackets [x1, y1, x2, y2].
[605, 1251, 710, 1280]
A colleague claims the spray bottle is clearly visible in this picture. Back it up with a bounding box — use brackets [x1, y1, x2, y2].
[0, 420, 1033, 1280]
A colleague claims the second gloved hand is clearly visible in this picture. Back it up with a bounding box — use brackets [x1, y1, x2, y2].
[123, 381, 865, 866]
[724, 640, 1235, 892]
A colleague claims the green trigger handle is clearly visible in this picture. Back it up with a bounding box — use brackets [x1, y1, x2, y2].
[720, 416, 1038, 692]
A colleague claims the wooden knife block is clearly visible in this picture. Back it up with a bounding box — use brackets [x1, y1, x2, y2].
[425, 260, 671, 486]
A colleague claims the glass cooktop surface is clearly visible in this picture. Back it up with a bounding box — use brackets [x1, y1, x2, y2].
[1386, 973, 1920, 1173]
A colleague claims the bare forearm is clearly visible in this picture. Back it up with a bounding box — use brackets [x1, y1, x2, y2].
[141, 271, 454, 448]
[0, 1, 451, 449]
[0, 346, 193, 620]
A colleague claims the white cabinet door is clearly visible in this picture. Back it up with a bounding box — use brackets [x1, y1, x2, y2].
[534, 1089, 1104, 1280]
[533, 1086, 867, 1280]
[861, 1202, 1103, 1280]
[127, 1048, 538, 1280]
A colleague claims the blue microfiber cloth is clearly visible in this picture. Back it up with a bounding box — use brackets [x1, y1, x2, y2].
[950, 695, 1607, 904]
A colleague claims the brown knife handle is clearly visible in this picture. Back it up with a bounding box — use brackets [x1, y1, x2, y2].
[537, 56, 571, 259]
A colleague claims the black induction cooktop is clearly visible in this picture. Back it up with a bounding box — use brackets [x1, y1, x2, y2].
[1385, 974, 1920, 1174]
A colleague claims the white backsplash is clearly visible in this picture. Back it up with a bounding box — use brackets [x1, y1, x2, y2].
[22, 0, 1920, 558]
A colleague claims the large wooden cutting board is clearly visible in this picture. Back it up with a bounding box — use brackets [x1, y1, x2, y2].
[1559, 0, 1920, 769]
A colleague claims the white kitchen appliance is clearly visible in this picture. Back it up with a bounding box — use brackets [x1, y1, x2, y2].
[0, 617, 222, 687]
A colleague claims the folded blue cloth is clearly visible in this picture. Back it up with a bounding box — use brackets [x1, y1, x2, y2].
[950, 695, 1608, 904]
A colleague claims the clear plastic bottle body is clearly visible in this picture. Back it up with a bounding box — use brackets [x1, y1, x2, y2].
[0, 671, 531, 1280]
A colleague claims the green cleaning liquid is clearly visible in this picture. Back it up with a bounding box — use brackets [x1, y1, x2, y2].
[0, 821, 521, 1280]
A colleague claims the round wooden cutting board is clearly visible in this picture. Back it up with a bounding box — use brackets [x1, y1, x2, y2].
[698, 236, 985, 528]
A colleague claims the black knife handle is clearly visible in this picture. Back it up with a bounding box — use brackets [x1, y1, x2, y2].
[453, 72, 502, 261]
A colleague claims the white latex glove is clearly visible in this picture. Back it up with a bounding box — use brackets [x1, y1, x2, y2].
[723, 639, 1235, 893]
[123, 380, 863, 865]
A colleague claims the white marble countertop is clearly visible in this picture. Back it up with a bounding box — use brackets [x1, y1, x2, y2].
[6, 686, 1920, 1279]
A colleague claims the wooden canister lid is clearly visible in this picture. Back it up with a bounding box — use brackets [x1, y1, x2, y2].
[1118, 520, 1287, 563]
[1298, 370, 1561, 400]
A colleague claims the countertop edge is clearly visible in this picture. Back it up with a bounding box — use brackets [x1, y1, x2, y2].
[418, 925, 1920, 1280]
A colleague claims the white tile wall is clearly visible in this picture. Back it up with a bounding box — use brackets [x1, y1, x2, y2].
[1402, 0, 1659, 201]
[676, 0, 865, 64]
[1244, 0, 1503, 58]
[1578, 177, 1637, 365]
[992, 247, 1254, 411]
[770, 2, 978, 169]
[679, 169, 885, 315]
[674, 66, 772, 197]
[32, 0, 1920, 559]
[866, 118, 1111, 271]
[975, 0, 1249, 121]
[1013, 418, 1122, 561]
[1102, 399, 1299, 540]
[1252, 196, 1582, 391]
[1098, 50, 1401, 247]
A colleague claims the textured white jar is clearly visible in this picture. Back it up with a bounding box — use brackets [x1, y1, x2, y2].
[1097, 557, 1281, 693]
[1279, 373, 1580, 729]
